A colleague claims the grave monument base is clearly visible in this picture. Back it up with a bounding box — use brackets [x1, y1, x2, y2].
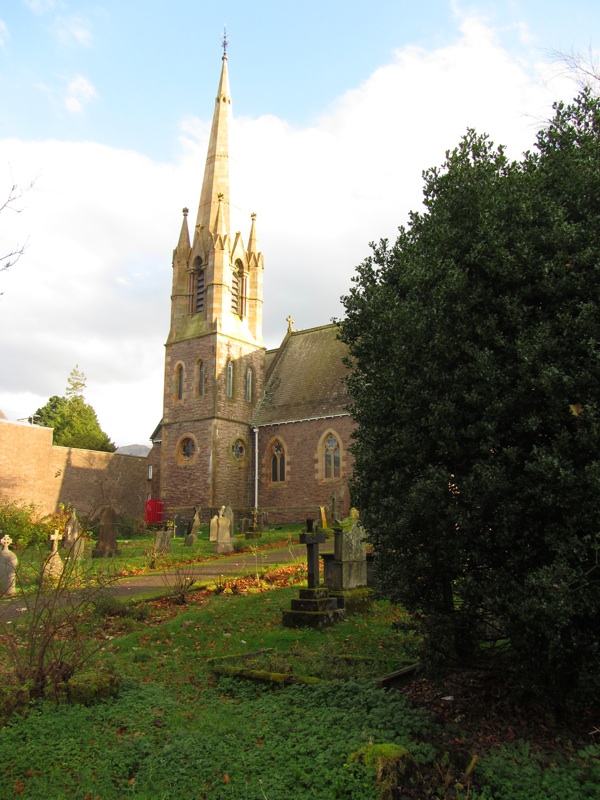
[282, 587, 346, 628]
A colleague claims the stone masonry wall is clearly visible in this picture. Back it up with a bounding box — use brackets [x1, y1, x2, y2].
[256, 416, 355, 524]
[0, 420, 147, 519]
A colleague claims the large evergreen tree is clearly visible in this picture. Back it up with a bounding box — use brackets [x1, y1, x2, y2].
[36, 366, 116, 452]
[340, 91, 600, 705]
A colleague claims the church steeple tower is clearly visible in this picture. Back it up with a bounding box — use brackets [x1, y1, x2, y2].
[160, 43, 266, 517]
[195, 52, 232, 237]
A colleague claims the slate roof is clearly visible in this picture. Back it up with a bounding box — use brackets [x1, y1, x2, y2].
[252, 324, 351, 426]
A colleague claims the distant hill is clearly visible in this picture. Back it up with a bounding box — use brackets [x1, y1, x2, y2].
[115, 444, 150, 457]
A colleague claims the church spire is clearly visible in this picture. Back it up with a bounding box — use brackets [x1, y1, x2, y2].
[247, 212, 258, 255]
[195, 46, 232, 237]
[176, 207, 190, 257]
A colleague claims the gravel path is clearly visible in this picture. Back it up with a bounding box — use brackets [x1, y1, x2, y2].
[0, 540, 334, 619]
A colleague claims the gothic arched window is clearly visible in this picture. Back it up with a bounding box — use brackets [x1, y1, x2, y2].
[195, 267, 205, 314]
[232, 260, 246, 317]
[226, 361, 234, 398]
[245, 366, 253, 403]
[271, 440, 286, 483]
[197, 360, 205, 398]
[324, 433, 341, 479]
[176, 364, 184, 401]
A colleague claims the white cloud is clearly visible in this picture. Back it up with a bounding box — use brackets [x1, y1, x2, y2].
[0, 19, 8, 46]
[64, 75, 97, 113]
[21, 0, 59, 14]
[53, 15, 93, 47]
[0, 15, 580, 445]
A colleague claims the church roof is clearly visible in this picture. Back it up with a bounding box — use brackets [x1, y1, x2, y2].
[252, 323, 351, 426]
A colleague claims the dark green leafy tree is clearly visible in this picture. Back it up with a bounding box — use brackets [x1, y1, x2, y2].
[340, 91, 600, 706]
[35, 367, 116, 452]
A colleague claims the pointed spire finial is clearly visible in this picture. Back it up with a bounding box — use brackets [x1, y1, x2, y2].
[222, 26, 228, 59]
[182, 207, 189, 216]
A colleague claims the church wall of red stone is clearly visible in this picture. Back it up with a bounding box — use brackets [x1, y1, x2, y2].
[256, 416, 355, 523]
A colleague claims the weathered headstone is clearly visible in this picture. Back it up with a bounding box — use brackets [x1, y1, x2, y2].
[223, 505, 235, 536]
[154, 529, 171, 555]
[174, 514, 186, 538]
[0, 534, 18, 596]
[184, 532, 197, 547]
[190, 505, 201, 538]
[92, 507, 120, 558]
[63, 509, 81, 549]
[42, 529, 64, 582]
[209, 513, 219, 542]
[330, 508, 367, 590]
[215, 510, 233, 554]
[70, 532, 86, 563]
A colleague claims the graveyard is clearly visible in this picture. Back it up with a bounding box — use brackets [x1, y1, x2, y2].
[0, 512, 599, 799]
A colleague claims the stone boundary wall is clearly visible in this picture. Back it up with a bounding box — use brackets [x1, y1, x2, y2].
[0, 419, 147, 519]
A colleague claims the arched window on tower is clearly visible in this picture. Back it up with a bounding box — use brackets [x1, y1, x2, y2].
[324, 433, 341, 479]
[245, 366, 253, 403]
[197, 360, 205, 398]
[271, 440, 286, 483]
[232, 260, 246, 318]
[190, 258, 206, 314]
[176, 364, 184, 401]
[226, 361, 234, 398]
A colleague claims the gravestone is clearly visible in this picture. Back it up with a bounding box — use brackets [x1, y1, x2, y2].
[184, 532, 196, 547]
[42, 530, 64, 582]
[223, 505, 235, 536]
[209, 513, 219, 543]
[92, 507, 120, 558]
[282, 519, 345, 628]
[215, 511, 233, 554]
[154, 529, 171, 555]
[331, 508, 367, 590]
[174, 514, 186, 538]
[0, 534, 18, 596]
[63, 509, 81, 549]
[190, 505, 201, 538]
[70, 531, 86, 563]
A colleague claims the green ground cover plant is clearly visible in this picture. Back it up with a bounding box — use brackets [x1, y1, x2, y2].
[1, 581, 598, 799]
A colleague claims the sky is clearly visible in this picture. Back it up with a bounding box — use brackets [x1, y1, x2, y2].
[0, 0, 597, 446]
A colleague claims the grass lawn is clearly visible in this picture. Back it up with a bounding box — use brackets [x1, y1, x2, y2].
[12, 523, 305, 590]
[1, 536, 599, 799]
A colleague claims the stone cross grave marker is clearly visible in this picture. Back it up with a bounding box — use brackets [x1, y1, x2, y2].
[0, 534, 18, 596]
[42, 529, 64, 581]
[300, 519, 327, 588]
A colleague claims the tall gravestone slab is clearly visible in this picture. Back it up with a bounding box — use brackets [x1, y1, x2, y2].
[215, 514, 233, 554]
[174, 514, 186, 538]
[223, 505, 235, 536]
[190, 506, 201, 538]
[92, 507, 121, 558]
[209, 514, 219, 543]
[63, 509, 81, 549]
[330, 509, 367, 590]
[0, 534, 18, 596]
[154, 529, 171, 555]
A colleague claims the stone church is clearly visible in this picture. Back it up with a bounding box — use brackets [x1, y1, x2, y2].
[149, 52, 354, 524]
